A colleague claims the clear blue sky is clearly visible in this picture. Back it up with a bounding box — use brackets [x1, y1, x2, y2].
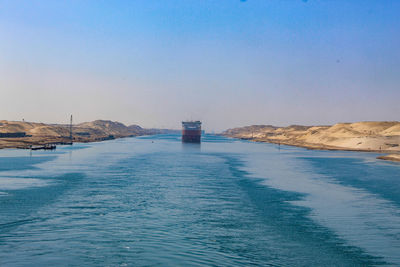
[1, 0, 399, 131]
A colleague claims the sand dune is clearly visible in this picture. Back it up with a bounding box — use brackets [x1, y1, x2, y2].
[222, 122, 400, 160]
[0, 120, 148, 149]
[377, 154, 400, 162]
[77, 120, 137, 137]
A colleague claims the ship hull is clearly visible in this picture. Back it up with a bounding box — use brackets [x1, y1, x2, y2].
[182, 129, 201, 143]
[182, 121, 202, 143]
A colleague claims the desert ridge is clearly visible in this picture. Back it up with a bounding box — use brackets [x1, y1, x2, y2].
[222, 121, 400, 159]
[0, 120, 150, 149]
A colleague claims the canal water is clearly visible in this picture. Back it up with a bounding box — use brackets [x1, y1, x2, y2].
[0, 134, 399, 266]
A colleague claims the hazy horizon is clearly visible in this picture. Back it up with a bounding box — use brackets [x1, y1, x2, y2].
[1, 1, 400, 132]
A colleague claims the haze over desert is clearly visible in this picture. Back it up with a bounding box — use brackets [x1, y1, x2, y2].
[1, 1, 400, 266]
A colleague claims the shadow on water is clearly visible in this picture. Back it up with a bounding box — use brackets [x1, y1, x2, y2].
[221, 155, 386, 266]
[302, 156, 400, 205]
[0, 135, 396, 266]
[0, 156, 56, 172]
[0, 173, 84, 233]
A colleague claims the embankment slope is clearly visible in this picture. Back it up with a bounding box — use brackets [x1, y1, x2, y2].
[0, 120, 149, 149]
[222, 122, 400, 157]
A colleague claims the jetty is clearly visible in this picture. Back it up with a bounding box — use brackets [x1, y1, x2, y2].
[30, 144, 56, 151]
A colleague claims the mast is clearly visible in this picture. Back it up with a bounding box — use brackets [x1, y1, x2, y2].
[69, 115, 73, 142]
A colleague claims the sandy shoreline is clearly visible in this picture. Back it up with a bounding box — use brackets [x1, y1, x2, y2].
[0, 119, 181, 150]
[376, 154, 400, 162]
[222, 121, 400, 163]
[0, 119, 151, 150]
[0, 135, 130, 150]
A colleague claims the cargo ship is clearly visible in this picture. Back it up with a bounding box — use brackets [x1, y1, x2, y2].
[182, 121, 202, 143]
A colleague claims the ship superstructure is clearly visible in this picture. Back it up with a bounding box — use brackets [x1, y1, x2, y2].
[182, 121, 201, 143]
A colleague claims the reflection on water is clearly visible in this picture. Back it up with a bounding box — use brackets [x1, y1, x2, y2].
[181, 142, 201, 152]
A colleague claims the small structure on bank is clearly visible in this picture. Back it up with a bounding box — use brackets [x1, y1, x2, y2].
[0, 132, 26, 138]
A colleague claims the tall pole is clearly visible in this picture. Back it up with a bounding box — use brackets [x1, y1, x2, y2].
[70, 115, 73, 142]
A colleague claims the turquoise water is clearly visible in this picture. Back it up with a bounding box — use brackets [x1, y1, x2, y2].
[0, 134, 399, 266]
